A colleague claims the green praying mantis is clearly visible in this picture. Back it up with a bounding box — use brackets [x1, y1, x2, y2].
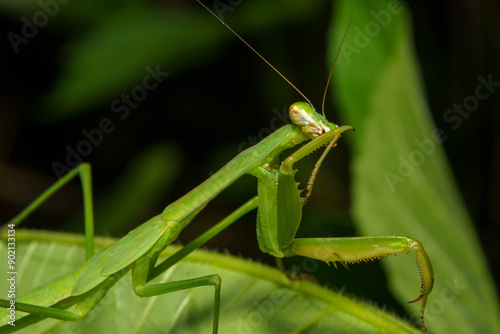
[0, 1, 434, 333]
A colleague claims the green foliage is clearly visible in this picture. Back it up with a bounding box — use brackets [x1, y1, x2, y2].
[330, 1, 500, 333]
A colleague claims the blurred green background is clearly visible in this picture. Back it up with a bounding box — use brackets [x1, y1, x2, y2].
[0, 0, 499, 332]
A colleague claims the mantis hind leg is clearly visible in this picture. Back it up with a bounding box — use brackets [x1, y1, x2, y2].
[0, 272, 122, 334]
[6, 163, 95, 259]
[132, 197, 259, 334]
[133, 253, 222, 334]
[132, 263, 222, 334]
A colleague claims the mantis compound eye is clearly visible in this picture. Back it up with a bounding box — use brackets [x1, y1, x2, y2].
[289, 102, 315, 127]
[289, 102, 333, 138]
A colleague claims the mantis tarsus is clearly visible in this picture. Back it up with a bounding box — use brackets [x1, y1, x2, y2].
[1, 1, 434, 333]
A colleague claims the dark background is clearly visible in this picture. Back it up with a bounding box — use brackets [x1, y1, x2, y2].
[1, 0, 498, 322]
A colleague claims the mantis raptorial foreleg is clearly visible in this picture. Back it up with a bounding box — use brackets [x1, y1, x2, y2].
[250, 103, 433, 332]
[291, 237, 433, 330]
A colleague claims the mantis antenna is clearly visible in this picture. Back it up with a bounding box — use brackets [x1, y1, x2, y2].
[197, 0, 354, 200]
[196, 0, 353, 118]
[304, 0, 353, 200]
[195, 0, 314, 110]
[321, 0, 353, 117]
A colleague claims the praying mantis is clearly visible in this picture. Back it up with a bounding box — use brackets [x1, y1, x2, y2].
[0, 1, 434, 333]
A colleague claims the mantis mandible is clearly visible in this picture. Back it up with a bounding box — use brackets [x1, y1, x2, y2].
[0, 1, 434, 333]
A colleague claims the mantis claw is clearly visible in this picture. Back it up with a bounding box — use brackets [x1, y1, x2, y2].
[291, 236, 434, 333]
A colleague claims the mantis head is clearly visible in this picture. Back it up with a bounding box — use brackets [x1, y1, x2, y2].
[289, 102, 338, 139]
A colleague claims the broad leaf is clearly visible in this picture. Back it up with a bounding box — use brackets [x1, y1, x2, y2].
[1, 230, 422, 333]
[329, 1, 500, 333]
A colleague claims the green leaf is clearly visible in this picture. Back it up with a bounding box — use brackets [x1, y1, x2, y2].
[1, 230, 422, 333]
[329, 1, 500, 333]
